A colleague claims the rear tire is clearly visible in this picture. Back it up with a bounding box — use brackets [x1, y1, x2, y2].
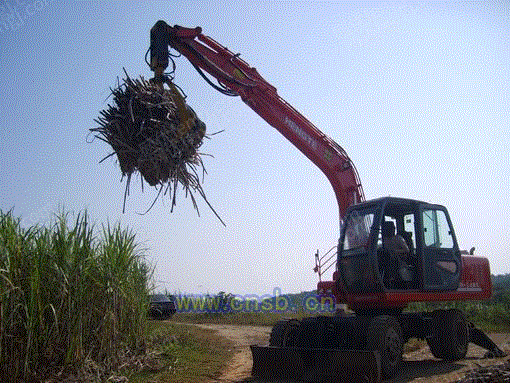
[269, 319, 301, 347]
[427, 309, 468, 360]
[366, 315, 403, 379]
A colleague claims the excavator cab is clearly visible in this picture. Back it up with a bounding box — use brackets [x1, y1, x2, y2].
[338, 197, 462, 295]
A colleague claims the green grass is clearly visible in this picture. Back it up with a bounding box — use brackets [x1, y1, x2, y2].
[126, 321, 234, 383]
[0, 209, 152, 382]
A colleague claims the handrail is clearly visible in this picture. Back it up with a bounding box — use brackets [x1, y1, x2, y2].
[314, 245, 337, 282]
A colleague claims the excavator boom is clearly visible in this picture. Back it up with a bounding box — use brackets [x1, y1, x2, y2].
[150, 21, 365, 222]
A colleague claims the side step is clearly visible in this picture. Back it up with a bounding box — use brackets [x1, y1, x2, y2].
[250, 345, 381, 383]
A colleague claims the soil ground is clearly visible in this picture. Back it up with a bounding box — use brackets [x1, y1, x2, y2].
[198, 324, 510, 383]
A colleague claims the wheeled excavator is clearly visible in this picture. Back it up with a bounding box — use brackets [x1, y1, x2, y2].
[148, 21, 504, 382]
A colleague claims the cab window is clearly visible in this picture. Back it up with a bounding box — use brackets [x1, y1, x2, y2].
[342, 209, 375, 252]
[423, 209, 454, 248]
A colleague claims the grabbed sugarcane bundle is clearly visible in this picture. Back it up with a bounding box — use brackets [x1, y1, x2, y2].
[91, 71, 223, 223]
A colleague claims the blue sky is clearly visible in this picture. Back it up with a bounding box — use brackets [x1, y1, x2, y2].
[0, 1, 508, 296]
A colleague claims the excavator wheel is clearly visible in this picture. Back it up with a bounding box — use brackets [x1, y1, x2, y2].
[427, 309, 468, 361]
[367, 315, 403, 379]
[269, 318, 301, 347]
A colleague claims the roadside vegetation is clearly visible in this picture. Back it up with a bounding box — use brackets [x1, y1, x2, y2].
[0, 209, 232, 383]
[172, 290, 336, 326]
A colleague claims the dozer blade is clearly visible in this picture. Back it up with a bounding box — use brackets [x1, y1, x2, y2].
[250, 345, 381, 383]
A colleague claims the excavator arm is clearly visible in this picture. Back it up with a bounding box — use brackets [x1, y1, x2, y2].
[149, 21, 365, 221]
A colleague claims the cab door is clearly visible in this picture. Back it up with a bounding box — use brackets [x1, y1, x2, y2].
[419, 204, 461, 291]
[338, 205, 383, 294]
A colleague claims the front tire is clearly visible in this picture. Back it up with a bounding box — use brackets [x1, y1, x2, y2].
[367, 315, 403, 379]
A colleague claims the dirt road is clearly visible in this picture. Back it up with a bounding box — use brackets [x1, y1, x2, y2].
[199, 324, 510, 383]
[198, 324, 271, 382]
